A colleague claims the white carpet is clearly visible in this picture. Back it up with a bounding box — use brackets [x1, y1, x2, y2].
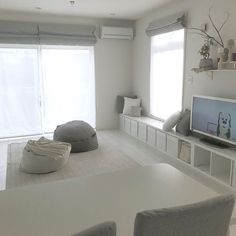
[6, 132, 140, 189]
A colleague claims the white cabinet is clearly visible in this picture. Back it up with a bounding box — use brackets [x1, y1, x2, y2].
[147, 127, 156, 147]
[138, 123, 147, 142]
[119, 114, 236, 190]
[130, 120, 138, 137]
[166, 135, 179, 158]
[156, 130, 166, 152]
[124, 118, 131, 134]
[119, 115, 125, 131]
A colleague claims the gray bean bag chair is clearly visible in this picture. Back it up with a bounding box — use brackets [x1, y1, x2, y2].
[53, 120, 98, 153]
[20, 137, 71, 174]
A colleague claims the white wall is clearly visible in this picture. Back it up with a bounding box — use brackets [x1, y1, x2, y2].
[0, 11, 134, 129]
[132, 0, 236, 115]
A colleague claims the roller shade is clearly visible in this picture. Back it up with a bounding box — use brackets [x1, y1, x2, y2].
[0, 21, 97, 45]
[0, 21, 39, 44]
[146, 12, 186, 36]
[38, 23, 97, 45]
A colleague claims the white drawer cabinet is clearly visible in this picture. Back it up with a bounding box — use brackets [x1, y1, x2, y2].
[124, 118, 131, 134]
[130, 120, 138, 137]
[166, 135, 179, 158]
[156, 130, 166, 152]
[147, 126, 156, 147]
[119, 115, 125, 131]
[138, 123, 147, 142]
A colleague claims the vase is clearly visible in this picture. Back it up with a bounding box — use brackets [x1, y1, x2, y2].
[199, 58, 213, 69]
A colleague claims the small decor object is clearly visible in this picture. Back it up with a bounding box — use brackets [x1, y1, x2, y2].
[53, 120, 98, 153]
[20, 137, 71, 174]
[227, 39, 234, 62]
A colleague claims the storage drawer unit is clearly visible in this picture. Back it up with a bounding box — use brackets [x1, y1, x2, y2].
[147, 126, 156, 147]
[138, 123, 147, 142]
[166, 135, 179, 158]
[156, 130, 166, 152]
[124, 118, 131, 134]
[130, 120, 138, 137]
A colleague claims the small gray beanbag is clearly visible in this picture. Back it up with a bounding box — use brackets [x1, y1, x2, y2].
[53, 120, 98, 153]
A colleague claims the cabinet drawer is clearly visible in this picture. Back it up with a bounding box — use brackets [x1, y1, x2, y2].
[147, 127, 156, 147]
[124, 118, 131, 134]
[119, 115, 125, 131]
[166, 135, 179, 158]
[138, 123, 147, 142]
[156, 130, 166, 152]
[130, 120, 138, 137]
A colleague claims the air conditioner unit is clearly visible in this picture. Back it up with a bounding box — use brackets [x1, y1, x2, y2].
[100, 26, 133, 40]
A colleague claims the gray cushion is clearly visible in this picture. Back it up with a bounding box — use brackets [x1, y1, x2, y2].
[176, 109, 191, 136]
[20, 137, 71, 174]
[72, 221, 116, 236]
[53, 120, 98, 153]
[163, 111, 182, 131]
[116, 95, 137, 113]
[134, 194, 235, 236]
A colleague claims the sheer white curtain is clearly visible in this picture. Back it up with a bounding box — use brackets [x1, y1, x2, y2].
[41, 46, 96, 132]
[0, 45, 95, 138]
[0, 47, 42, 138]
[150, 29, 185, 121]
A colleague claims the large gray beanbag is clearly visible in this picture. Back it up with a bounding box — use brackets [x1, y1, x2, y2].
[20, 137, 71, 174]
[53, 120, 98, 153]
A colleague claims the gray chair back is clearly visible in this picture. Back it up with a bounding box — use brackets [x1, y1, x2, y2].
[72, 221, 116, 236]
[134, 194, 235, 236]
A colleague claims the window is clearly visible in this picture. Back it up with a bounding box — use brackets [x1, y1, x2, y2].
[0, 45, 95, 138]
[150, 29, 185, 121]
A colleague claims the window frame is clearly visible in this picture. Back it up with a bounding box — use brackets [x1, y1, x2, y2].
[149, 28, 186, 122]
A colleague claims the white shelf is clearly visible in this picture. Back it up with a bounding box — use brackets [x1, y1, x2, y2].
[119, 114, 236, 190]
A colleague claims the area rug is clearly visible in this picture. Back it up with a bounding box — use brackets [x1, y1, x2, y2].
[6, 135, 140, 189]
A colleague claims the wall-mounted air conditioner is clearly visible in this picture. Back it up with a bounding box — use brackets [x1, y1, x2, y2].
[100, 26, 133, 40]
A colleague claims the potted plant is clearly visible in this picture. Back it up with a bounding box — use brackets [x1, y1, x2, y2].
[199, 41, 213, 69]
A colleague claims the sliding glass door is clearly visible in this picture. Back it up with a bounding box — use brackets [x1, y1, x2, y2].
[41, 46, 96, 132]
[0, 47, 42, 137]
[0, 45, 95, 138]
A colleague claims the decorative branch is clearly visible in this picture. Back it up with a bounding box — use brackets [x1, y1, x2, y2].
[188, 6, 229, 49]
[208, 6, 225, 47]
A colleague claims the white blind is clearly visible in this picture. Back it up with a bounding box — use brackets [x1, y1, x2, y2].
[146, 12, 186, 37]
[0, 21, 97, 46]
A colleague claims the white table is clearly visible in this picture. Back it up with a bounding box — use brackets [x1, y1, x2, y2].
[0, 164, 233, 236]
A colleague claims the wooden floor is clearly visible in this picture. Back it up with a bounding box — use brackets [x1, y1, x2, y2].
[1, 130, 236, 234]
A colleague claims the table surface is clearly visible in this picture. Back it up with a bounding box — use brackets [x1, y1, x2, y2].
[0, 163, 233, 236]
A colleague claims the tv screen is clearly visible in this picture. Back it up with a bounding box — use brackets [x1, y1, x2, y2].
[191, 96, 236, 145]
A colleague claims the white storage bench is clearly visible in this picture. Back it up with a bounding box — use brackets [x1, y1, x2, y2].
[119, 114, 236, 189]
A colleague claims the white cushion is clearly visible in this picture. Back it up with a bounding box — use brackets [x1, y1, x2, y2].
[123, 97, 141, 115]
[163, 111, 182, 131]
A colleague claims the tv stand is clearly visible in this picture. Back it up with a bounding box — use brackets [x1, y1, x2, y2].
[119, 114, 236, 189]
[200, 138, 230, 149]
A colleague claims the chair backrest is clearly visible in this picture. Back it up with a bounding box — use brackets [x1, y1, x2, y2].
[133, 194, 235, 236]
[72, 221, 116, 236]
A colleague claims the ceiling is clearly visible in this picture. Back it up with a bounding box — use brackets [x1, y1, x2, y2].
[0, 0, 177, 20]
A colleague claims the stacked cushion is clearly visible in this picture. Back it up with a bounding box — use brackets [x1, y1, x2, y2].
[53, 120, 98, 153]
[20, 137, 71, 174]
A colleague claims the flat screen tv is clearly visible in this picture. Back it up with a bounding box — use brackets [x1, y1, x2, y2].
[191, 95, 236, 146]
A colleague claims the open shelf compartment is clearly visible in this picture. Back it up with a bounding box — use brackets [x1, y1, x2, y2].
[193, 145, 211, 174]
[210, 153, 232, 185]
[178, 140, 191, 165]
